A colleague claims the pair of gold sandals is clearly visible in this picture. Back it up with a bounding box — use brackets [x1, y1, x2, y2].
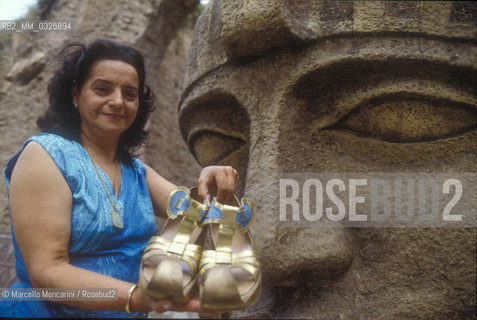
[139, 186, 261, 310]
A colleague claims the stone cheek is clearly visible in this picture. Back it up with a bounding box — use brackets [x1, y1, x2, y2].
[180, 1, 477, 318]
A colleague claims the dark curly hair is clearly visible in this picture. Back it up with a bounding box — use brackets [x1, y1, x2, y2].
[37, 39, 155, 164]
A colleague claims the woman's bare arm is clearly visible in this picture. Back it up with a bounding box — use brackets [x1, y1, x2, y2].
[144, 164, 177, 219]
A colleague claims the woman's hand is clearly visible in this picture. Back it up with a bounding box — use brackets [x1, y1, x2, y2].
[145, 164, 239, 218]
[131, 287, 216, 314]
[197, 166, 239, 204]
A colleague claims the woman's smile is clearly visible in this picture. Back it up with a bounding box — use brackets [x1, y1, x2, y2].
[102, 112, 125, 120]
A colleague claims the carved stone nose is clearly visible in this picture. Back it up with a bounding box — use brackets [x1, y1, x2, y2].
[243, 154, 354, 284]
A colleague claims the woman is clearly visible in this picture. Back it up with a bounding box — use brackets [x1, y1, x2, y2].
[1, 39, 238, 317]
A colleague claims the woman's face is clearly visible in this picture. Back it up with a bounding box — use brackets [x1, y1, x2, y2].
[73, 59, 139, 140]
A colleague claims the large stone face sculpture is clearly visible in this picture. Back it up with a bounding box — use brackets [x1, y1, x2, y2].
[179, 1, 476, 318]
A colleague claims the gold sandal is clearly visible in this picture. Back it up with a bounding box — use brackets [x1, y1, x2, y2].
[139, 186, 208, 303]
[199, 195, 261, 310]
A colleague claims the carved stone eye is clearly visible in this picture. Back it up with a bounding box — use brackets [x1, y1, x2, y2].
[291, 59, 477, 145]
[335, 96, 477, 143]
[179, 92, 250, 166]
[190, 129, 246, 166]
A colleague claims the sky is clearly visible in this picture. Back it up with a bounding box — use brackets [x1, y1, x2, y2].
[0, 0, 37, 20]
[0, 0, 209, 20]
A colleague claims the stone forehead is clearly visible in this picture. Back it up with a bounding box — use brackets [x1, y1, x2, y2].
[181, 0, 476, 100]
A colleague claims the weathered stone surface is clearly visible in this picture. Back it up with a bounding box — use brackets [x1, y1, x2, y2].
[1, 0, 476, 318]
[180, 1, 477, 318]
[0, 235, 18, 288]
[0, 1, 199, 300]
[5, 51, 46, 83]
[0, 0, 199, 239]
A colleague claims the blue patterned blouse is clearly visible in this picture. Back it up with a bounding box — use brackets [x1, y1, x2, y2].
[1, 133, 158, 318]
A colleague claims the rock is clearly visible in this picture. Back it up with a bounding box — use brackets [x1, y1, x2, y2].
[179, 1, 477, 319]
[0, 0, 200, 238]
[6, 51, 46, 84]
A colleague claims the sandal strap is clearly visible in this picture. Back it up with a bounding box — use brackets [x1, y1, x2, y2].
[201, 198, 254, 232]
[167, 186, 208, 222]
[199, 249, 260, 280]
[142, 236, 202, 274]
[166, 186, 208, 246]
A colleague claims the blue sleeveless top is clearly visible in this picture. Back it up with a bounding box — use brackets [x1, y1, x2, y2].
[1, 133, 158, 318]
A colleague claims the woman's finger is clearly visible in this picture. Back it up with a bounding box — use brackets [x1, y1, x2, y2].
[216, 166, 235, 204]
[152, 297, 210, 313]
[197, 166, 239, 204]
[197, 173, 210, 202]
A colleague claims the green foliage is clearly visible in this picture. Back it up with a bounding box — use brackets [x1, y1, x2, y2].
[183, 3, 205, 29]
[0, 33, 12, 48]
[0, 33, 13, 78]
[0, 32, 12, 55]
[36, 0, 56, 19]
[37, 0, 55, 9]
[175, 36, 184, 54]
[21, 1, 40, 20]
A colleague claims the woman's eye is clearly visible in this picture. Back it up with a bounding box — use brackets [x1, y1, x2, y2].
[190, 130, 246, 166]
[332, 97, 477, 143]
[94, 86, 109, 94]
[123, 91, 137, 100]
